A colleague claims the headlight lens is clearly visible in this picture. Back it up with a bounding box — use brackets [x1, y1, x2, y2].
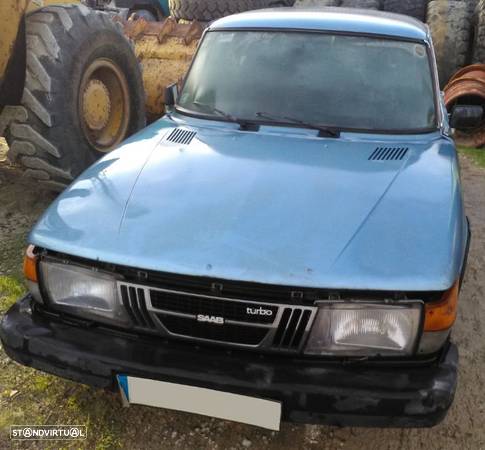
[305, 303, 422, 356]
[40, 261, 131, 327]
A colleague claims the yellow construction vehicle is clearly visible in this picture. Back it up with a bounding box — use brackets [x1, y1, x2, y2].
[0, 0, 201, 189]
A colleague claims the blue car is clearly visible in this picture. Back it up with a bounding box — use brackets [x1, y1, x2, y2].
[1, 8, 476, 430]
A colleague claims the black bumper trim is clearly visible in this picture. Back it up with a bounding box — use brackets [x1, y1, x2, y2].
[1, 296, 458, 428]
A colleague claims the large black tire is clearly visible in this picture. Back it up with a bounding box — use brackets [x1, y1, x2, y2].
[468, 0, 480, 14]
[472, 0, 485, 63]
[382, 0, 428, 21]
[427, 1, 473, 87]
[0, 4, 145, 190]
[340, 0, 380, 9]
[294, 0, 340, 5]
[169, 0, 293, 21]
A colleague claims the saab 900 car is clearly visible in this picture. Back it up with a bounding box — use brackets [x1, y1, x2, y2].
[1, 8, 476, 430]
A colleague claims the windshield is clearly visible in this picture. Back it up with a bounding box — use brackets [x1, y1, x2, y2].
[178, 31, 437, 132]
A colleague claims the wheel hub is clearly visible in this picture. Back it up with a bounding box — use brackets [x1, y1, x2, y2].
[82, 79, 112, 131]
[79, 58, 131, 153]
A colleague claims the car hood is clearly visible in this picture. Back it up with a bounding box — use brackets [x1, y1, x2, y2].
[30, 117, 466, 291]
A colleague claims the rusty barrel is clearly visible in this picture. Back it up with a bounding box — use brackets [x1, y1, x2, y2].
[444, 64, 485, 148]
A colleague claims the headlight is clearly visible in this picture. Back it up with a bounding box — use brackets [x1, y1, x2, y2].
[40, 261, 131, 327]
[305, 302, 422, 356]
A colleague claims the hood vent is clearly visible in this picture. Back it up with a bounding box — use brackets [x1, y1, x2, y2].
[369, 147, 408, 161]
[166, 128, 197, 145]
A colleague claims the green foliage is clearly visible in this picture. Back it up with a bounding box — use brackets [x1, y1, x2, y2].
[459, 146, 485, 168]
[0, 276, 25, 314]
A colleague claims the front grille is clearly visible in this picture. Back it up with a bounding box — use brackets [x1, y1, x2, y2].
[118, 282, 318, 353]
[150, 289, 277, 324]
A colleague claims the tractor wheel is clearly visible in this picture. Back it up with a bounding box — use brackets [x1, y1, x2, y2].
[169, 0, 292, 21]
[427, 1, 473, 87]
[382, 0, 428, 21]
[0, 4, 145, 190]
[340, 0, 380, 9]
[472, 0, 485, 63]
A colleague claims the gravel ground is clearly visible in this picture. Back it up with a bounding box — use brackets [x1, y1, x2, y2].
[0, 154, 484, 450]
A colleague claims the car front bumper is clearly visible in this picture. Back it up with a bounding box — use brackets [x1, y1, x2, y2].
[1, 295, 458, 428]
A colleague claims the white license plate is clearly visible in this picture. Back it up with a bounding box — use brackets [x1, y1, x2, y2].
[117, 375, 281, 431]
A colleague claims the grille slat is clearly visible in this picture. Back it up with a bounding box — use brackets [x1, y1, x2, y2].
[288, 309, 305, 348]
[281, 309, 302, 347]
[272, 307, 312, 350]
[166, 128, 197, 145]
[369, 147, 409, 161]
[120, 285, 156, 329]
[137, 288, 155, 328]
[128, 287, 146, 327]
[120, 285, 137, 324]
[272, 308, 291, 347]
[292, 310, 312, 348]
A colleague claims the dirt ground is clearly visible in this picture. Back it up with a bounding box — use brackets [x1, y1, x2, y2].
[0, 154, 484, 450]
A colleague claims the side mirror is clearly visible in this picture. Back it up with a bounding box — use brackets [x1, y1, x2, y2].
[450, 105, 483, 129]
[164, 83, 179, 107]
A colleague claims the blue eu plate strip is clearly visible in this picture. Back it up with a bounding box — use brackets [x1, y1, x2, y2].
[116, 375, 129, 401]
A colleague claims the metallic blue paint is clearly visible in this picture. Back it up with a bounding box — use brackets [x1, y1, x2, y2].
[210, 8, 429, 42]
[28, 12, 466, 293]
[29, 111, 467, 292]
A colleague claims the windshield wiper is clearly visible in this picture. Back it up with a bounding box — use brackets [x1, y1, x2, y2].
[192, 102, 259, 131]
[255, 111, 340, 138]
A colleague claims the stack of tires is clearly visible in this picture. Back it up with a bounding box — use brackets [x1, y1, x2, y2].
[426, 0, 473, 87]
[426, 0, 485, 87]
[168, 0, 296, 21]
[169, 0, 485, 89]
[472, 0, 485, 64]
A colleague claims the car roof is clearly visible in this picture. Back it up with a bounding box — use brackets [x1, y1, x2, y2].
[209, 7, 429, 42]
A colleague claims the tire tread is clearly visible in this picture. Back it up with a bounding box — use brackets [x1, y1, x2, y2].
[382, 0, 428, 21]
[472, 0, 485, 63]
[169, 0, 291, 21]
[0, 5, 145, 188]
[427, 0, 472, 86]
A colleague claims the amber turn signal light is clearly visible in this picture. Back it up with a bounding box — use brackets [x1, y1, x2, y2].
[424, 279, 460, 332]
[23, 245, 38, 283]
